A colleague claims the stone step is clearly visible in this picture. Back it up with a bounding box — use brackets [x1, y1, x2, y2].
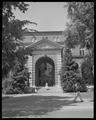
[37, 86, 63, 93]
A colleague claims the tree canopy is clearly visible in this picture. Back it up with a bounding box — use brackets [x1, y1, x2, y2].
[65, 2, 94, 53]
[2, 2, 37, 78]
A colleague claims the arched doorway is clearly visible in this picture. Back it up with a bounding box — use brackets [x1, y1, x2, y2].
[35, 56, 55, 86]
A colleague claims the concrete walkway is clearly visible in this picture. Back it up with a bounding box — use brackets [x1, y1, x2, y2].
[42, 100, 93, 118]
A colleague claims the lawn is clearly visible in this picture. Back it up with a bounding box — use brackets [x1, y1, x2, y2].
[2, 91, 93, 118]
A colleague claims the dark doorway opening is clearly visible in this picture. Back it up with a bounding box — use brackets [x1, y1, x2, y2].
[35, 56, 55, 87]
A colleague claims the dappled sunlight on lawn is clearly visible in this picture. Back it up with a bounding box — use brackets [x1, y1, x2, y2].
[2, 91, 93, 118]
[2, 95, 75, 118]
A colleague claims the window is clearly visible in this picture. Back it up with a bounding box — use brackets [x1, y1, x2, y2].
[80, 49, 84, 56]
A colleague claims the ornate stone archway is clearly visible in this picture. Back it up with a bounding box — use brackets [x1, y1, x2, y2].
[35, 56, 55, 86]
[25, 38, 63, 88]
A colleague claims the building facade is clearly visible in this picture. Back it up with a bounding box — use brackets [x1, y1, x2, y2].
[21, 31, 88, 88]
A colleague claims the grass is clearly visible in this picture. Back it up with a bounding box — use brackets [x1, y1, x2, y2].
[2, 91, 93, 118]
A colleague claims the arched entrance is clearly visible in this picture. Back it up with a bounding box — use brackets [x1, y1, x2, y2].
[35, 56, 55, 86]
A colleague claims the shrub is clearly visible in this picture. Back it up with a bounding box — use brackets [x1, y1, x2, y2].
[2, 79, 7, 92]
[5, 87, 14, 94]
[2, 77, 13, 94]
[75, 77, 87, 92]
[4, 67, 30, 94]
[10, 68, 30, 94]
[5, 87, 23, 94]
[81, 58, 94, 85]
[24, 86, 36, 93]
[61, 48, 87, 92]
[61, 71, 87, 92]
[2, 48, 30, 94]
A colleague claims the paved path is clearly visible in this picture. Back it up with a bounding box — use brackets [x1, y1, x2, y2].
[41, 99, 93, 118]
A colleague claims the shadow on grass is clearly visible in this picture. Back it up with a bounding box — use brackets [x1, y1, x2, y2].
[2, 96, 13, 100]
[2, 95, 77, 118]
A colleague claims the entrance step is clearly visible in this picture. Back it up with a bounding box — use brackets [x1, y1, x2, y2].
[37, 86, 63, 94]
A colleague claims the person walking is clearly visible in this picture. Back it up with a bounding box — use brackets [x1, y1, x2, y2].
[73, 82, 84, 102]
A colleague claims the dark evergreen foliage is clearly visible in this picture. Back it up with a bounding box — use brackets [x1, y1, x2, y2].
[2, 2, 36, 78]
[81, 57, 94, 85]
[61, 48, 87, 92]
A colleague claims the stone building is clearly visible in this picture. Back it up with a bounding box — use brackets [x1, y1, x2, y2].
[21, 31, 88, 90]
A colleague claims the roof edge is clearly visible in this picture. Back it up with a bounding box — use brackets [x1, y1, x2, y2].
[25, 38, 63, 50]
[23, 31, 64, 36]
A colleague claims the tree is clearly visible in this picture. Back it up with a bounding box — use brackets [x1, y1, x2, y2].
[64, 2, 94, 86]
[10, 50, 30, 94]
[3, 47, 30, 94]
[65, 2, 94, 59]
[2, 2, 37, 78]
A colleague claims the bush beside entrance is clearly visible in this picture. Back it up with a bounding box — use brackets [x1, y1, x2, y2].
[61, 48, 87, 92]
[81, 58, 94, 85]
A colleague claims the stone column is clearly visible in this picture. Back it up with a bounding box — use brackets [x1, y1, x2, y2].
[56, 54, 62, 86]
[55, 53, 63, 93]
[32, 55, 36, 87]
[27, 55, 32, 87]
